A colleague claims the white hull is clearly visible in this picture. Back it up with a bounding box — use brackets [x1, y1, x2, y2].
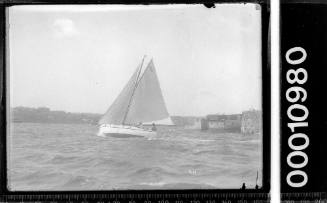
[98, 124, 156, 138]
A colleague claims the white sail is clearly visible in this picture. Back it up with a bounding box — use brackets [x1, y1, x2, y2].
[98, 64, 141, 125]
[99, 57, 173, 126]
[124, 60, 170, 124]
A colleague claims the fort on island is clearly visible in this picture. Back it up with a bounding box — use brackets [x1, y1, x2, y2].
[200, 110, 262, 134]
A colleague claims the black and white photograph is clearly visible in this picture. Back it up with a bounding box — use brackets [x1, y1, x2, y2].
[7, 4, 263, 191]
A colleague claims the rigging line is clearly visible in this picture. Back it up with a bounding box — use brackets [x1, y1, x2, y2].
[122, 55, 146, 125]
[133, 58, 154, 88]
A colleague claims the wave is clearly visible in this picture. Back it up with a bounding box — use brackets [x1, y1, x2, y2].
[47, 154, 97, 166]
[152, 136, 217, 144]
[180, 163, 209, 169]
[47, 155, 80, 164]
[192, 149, 218, 155]
[62, 175, 97, 188]
[237, 139, 260, 143]
[18, 170, 65, 182]
[18, 152, 48, 162]
[129, 182, 217, 189]
[129, 167, 176, 178]
[93, 157, 133, 169]
[139, 181, 167, 186]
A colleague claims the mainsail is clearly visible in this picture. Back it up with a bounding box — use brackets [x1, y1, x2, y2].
[99, 57, 173, 125]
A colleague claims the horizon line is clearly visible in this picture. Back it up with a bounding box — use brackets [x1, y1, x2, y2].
[10, 105, 262, 117]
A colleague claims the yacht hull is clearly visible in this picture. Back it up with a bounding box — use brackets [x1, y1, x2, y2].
[98, 124, 156, 138]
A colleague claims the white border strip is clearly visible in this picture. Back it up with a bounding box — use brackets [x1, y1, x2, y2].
[271, 0, 281, 202]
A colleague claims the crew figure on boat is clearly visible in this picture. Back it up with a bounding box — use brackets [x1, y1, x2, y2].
[137, 122, 143, 128]
[151, 123, 157, 131]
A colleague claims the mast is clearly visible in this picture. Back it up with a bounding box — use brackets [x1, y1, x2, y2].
[122, 55, 146, 125]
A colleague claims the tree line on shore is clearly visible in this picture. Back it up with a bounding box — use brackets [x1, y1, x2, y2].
[11, 107, 101, 124]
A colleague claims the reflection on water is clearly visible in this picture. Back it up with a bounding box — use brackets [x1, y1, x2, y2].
[8, 123, 262, 190]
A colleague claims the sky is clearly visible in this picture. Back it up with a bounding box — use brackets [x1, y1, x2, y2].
[8, 4, 262, 116]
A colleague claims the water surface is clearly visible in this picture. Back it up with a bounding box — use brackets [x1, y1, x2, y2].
[8, 123, 262, 190]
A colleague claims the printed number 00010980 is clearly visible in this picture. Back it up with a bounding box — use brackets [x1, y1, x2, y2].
[285, 47, 309, 188]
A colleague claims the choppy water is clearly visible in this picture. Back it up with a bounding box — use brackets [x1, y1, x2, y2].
[8, 123, 262, 191]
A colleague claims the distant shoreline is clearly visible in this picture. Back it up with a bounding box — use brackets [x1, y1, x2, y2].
[12, 121, 98, 125]
[11, 106, 101, 125]
[10, 106, 203, 126]
[10, 107, 261, 134]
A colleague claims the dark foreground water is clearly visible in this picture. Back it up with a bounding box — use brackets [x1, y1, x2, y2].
[8, 123, 262, 191]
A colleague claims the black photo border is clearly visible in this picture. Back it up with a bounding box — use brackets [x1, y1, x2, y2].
[0, 1, 270, 202]
[280, 1, 327, 200]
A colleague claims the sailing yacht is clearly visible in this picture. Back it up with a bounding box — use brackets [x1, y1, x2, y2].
[98, 56, 174, 137]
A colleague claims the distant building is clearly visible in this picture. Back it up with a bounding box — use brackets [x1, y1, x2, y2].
[224, 119, 241, 131]
[206, 114, 225, 129]
[200, 111, 261, 134]
[171, 116, 203, 127]
[202, 114, 241, 131]
[241, 110, 262, 134]
[192, 117, 202, 129]
[200, 118, 208, 130]
[224, 114, 241, 131]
